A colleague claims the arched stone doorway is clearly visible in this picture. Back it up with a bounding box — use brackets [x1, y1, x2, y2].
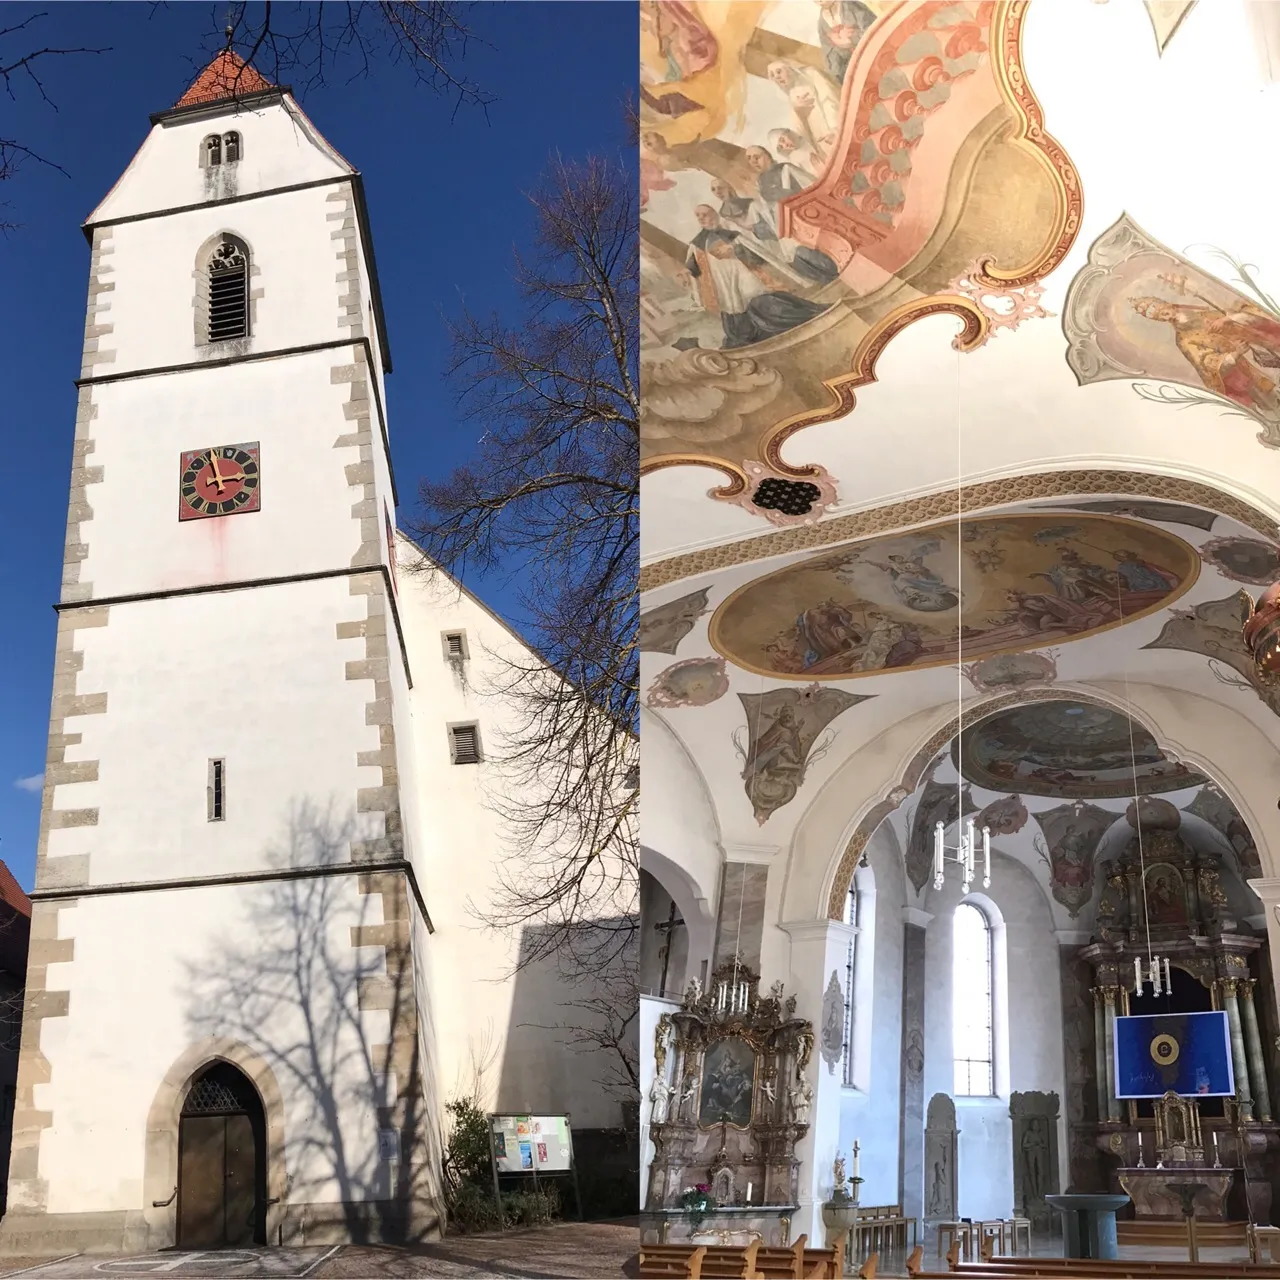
[177, 1062, 267, 1248]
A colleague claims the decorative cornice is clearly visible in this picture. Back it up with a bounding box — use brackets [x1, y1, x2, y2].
[640, 469, 1279, 594]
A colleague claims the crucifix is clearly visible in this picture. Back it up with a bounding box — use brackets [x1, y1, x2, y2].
[654, 899, 685, 998]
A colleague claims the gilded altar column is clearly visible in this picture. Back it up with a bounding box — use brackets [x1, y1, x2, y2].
[1102, 987, 1121, 1122]
[1220, 979, 1255, 1122]
[1092, 989, 1109, 1121]
[1239, 980, 1272, 1122]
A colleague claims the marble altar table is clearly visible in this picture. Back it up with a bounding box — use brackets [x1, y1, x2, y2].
[1046, 1193, 1130, 1259]
[641, 1204, 801, 1247]
[1117, 1167, 1234, 1220]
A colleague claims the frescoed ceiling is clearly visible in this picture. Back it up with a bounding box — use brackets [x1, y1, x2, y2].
[639, 0, 1080, 518]
[639, 0, 1280, 924]
[954, 700, 1207, 799]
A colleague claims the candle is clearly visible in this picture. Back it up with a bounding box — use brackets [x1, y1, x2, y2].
[1135, 957, 1142, 990]
[1163, 957, 1172, 991]
[746, 1181, 753, 1203]
[934, 822, 944, 882]
[982, 828, 991, 888]
[853, 1139, 860, 1180]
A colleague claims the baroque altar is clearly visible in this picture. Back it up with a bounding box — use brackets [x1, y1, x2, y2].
[642, 961, 813, 1246]
[1062, 829, 1280, 1223]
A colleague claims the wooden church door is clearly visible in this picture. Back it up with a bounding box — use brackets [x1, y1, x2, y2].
[177, 1064, 266, 1248]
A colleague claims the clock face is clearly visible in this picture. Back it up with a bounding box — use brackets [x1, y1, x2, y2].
[179, 443, 261, 521]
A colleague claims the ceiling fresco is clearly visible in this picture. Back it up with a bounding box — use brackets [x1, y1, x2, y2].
[638, 0, 1081, 507]
[708, 513, 1199, 679]
[955, 701, 1208, 799]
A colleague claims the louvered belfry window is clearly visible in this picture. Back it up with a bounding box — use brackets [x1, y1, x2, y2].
[208, 239, 249, 341]
[450, 724, 480, 765]
[223, 131, 241, 163]
[204, 134, 222, 166]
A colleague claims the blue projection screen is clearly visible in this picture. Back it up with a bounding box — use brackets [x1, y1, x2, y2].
[1114, 1011, 1235, 1099]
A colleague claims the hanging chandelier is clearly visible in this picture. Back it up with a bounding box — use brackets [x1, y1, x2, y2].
[933, 816, 990, 893]
[1135, 954, 1171, 997]
[1242, 583, 1280, 674]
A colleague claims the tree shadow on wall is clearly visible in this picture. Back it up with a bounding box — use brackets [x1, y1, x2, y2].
[181, 799, 442, 1244]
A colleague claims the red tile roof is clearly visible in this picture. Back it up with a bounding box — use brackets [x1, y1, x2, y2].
[0, 863, 31, 919]
[175, 50, 275, 109]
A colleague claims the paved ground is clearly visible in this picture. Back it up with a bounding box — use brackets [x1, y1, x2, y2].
[0, 1221, 639, 1279]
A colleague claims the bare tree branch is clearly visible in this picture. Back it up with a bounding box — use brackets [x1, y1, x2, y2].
[212, 1, 493, 110]
[0, 11, 107, 228]
[407, 153, 639, 988]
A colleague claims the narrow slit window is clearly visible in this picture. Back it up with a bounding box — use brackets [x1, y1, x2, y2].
[450, 725, 481, 765]
[223, 131, 241, 163]
[208, 758, 226, 821]
[843, 883, 858, 1086]
[207, 238, 250, 342]
[953, 902, 994, 1096]
[204, 134, 222, 167]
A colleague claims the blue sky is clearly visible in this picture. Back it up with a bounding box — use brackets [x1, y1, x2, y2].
[0, 3, 636, 890]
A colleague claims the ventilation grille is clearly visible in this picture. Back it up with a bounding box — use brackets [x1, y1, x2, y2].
[209, 242, 248, 341]
[446, 633, 465, 658]
[451, 725, 480, 765]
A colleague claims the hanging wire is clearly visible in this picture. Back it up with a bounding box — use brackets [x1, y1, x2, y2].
[1114, 564, 1156, 980]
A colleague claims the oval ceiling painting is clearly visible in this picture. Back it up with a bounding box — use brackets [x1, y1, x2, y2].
[709, 514, 1198, 679]
[955, 701, 1207, 799]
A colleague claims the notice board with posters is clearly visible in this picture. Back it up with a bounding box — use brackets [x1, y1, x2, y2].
[489, 1114, 574, 1173]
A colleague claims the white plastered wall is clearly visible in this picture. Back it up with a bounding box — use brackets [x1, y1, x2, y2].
[393, 552, 622, 1129]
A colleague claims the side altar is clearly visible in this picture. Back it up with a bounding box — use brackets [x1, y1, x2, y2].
[642, 962, 813, 1247]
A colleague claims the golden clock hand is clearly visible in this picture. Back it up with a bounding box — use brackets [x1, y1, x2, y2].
[204, 449, 226, 495]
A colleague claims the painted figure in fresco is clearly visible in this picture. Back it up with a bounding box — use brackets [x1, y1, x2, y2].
[1130, 293, 1280, 421]
[765, 60, 843, 165]
[1004, 588, 1116, 636]
[1033, 548, 1116, 604]
[1110, 548, 1179, 593]
[681, 205, 828, 349]
[639, 0, 718, 83]
[768, 128, 824, 184]
[744, 704, 805, 783]
[816, 0, 878, 82]
[641, 131, 757, 196]
[1054, 825, 1093, 888]
[867, 549, 959, 612]
[745, 145, 818, 226]
[711, 179, 840, 287]
[796, 601, 862, 666]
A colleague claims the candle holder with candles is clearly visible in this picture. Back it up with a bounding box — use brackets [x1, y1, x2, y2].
[933, 817, 992, 893]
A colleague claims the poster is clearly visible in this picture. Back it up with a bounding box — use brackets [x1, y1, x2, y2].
[490, 1114, 574, 1173]
[1114, 1011, 1235, 1098]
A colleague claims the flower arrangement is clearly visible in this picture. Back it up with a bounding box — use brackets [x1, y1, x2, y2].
[680, 1182, 716, 1226]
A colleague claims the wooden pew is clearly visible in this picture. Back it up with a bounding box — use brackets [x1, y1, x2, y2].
[907, 1239, 1280, 1279]
[755, 1235, 855, 1279]
[700, 1241, 761, 1278]
[639, 1243, 709, 1277]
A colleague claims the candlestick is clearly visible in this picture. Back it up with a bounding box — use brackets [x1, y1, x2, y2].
[1163, 957, 1171, 992]
[1134, 957, 1142, 990]
[1137, 1130, 1144, 1168]
[1213, 1131, 1220, 1168]
[934, 822, 944, 885]
[982, 827, 990, 888]
[852, 1138, 860, 1181]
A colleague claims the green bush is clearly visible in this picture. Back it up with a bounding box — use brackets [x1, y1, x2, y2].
[442, 1098, 563, 1233]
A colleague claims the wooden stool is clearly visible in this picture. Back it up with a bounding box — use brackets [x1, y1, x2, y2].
[979, 1220, 1010, 1257]
[936, 1221, 972, 1260]
[1008, 1215, 1032, 1255]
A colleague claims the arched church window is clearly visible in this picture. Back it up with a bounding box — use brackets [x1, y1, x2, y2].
[953, 901, 994, 1096]
[223, 131, 241, 163]
[206, 237, 250, 342]
[842, 882, 858, 1086]
[204, 134, 222, 167]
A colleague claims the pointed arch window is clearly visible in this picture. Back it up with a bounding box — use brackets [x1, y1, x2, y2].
[953, 901, 994, 1096]
[223, 131, 241, 163]
[203, 134, 222, 167]
[207, 237, 250, 342]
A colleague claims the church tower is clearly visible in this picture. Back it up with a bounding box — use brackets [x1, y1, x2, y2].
[4, 52, 440, 1250]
